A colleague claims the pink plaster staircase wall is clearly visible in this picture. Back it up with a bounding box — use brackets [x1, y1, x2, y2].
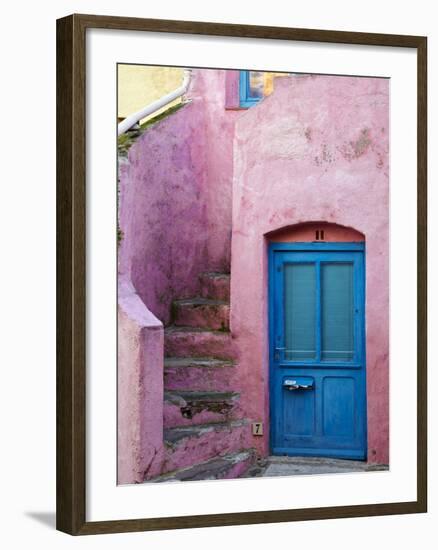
[147, 272, 256, 482]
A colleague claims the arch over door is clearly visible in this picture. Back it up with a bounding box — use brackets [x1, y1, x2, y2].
[267, 221, 365, 244]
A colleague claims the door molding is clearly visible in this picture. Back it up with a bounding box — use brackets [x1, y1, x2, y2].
[268, 241, 367, 459]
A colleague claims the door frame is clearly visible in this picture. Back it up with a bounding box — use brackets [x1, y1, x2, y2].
[268, 240, 367, 458]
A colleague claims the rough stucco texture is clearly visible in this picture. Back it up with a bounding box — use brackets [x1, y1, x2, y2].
[117, 277, 164, 484]
[119, 70, 239, 325]
[231, 75, 389, 464]
[189, 70, 241, 273]
[118, 100, 209, 325]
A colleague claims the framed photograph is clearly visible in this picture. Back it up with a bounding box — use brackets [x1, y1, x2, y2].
[56, 14, 427, 535]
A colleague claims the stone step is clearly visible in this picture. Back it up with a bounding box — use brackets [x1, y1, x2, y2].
[152, 449, 256, 482]
[164, 326, 233, 360]
[164, 390, 241, 428]
[164, 357, 236, 392]
[173, 298, 230, 331]
[199, 272, 230, 302]
[162, 420, 250, 474]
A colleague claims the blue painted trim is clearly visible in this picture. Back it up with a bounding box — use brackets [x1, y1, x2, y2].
[239, 70, 261, 108]
[268, 241, 367, 459]
[268, 243, 277, 453]
[276, 362, 363, 369]
[361, 247, 368, 458]
[315, 261, 321, 362]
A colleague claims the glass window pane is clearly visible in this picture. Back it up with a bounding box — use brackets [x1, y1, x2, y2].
[248, 71, 264, 98]
[247, 71, 291, 99]
[284, 263, 316, 360]
[321, 263, 354, 361]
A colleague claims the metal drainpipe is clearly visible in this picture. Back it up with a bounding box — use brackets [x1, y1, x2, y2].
[117, 69, 192, 136]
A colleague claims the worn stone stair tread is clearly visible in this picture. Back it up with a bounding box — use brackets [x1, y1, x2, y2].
[164, 357, 237, 392]
[164, 390, 240, 407]
[165, 325, 229, 334]
[201, 272, 230, 279]
[152, 450, 254, 482]
[165, 390, 239, 403]
[164, 325, 234, 360]
[173, 297, 229, 306]
[199, 272, 231, 301]
[172, 298, 230, 331]
[164, 357, 234, 369]
[164, 420, 248, 445]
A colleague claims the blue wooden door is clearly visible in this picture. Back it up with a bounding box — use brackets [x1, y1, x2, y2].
[269, 242, 366, 459]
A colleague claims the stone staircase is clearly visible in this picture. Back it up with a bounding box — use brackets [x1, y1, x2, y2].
[150, 272, 255, 482]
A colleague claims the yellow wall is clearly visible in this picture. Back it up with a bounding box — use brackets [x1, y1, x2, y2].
[118, 65, 184, 123]
[263, 72, 289, 96]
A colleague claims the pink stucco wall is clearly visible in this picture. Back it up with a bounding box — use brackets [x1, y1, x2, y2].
[118, 100, 209, 325]
[118, 69, 239, 325]
[225, 70, 242, 110]
[118, 70, 390, 483]
[117, 70, 240, 483]
[269, 222, 365, 242]
[231, 75, 389, 463]
[117, 277, 164, 484]
[190, 70, 242, 272]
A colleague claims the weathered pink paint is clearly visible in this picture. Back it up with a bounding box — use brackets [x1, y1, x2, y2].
[163, 395, 242, 429]
[231, 75, 389, 463]
[164, 359, 237, 392]
[200, 273, 231, 302]
[225, 70, 241, 109]
[118, 70, 390, 484]
[118, 101, 209, 326]
[173, 299, 230, 330]
[119, 70, 239, 325]
[117, 277, 164, 484]
[164, 326, 235, 359]
[188, 70, 242, 272]
[162, 422, 251, 474]
[268, 222, 365, 242]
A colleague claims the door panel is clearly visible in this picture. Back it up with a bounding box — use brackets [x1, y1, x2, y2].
[322, 376, 355, 437]
[283, 376, 315, 436]
[321, 263, 354, 361]
[284, 263, 316, 361]
[269, 243, 366, 460]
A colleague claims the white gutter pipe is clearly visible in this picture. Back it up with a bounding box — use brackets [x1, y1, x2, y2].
[118, 70, 192, 136]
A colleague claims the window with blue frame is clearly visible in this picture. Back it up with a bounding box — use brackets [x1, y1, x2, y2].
[239, 70, 291, 108]
[239, 71, 264, 107]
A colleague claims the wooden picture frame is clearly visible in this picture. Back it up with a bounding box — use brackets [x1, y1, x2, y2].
[56, 13, 427, 535]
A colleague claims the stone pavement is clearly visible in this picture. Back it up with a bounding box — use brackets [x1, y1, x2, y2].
[245, 456, 389, 478]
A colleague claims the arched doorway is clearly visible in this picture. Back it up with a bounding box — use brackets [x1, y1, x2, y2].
[268, 223, 366, 459]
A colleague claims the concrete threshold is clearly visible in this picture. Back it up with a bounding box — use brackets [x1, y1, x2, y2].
[245, 456, 389, 478]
